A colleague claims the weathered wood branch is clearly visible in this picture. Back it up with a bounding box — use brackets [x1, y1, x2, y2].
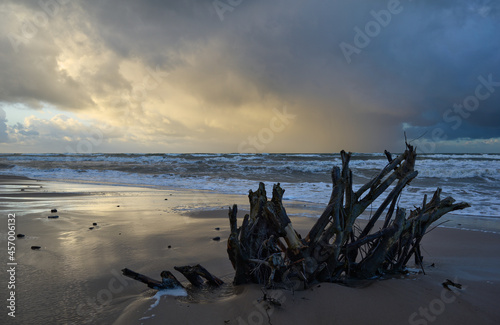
[122, 268, 184, 290]
[174, 265, 224, 287]
[122, 265, 223, 290]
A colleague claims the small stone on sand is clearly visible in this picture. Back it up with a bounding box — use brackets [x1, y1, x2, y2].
[17, 234, 25, 238]
[51, 209, 57, 213]
[48, 215, 59, 219]
[31, 246, 41, 250]
[212, 236, 221, 241]
[93, 222, 97, 226]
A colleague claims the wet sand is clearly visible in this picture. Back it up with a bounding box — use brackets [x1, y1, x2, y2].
[1, 176, 499, 324]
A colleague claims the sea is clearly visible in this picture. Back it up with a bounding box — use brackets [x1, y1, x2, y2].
[1, 152, 499, 222]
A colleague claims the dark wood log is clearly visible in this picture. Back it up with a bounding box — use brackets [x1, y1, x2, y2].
[174, 264, 224, 287]
[384, 150, 393, 163]
[354, 207, 406, 278]
[122, 268, 184, 290]
[307, 167, 341, 244]
[122, 264, 223, 290]
[358, 170, 418, 239]
[227, 204, 251, 285]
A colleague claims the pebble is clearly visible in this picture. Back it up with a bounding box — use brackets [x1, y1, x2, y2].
[17, 234, 25, 238]
[168, 245, 172, 249]
[212, 236, 221, 241]
[93, 222, 97, 226]
[215, 227, 220, 231]
[31, 246, 41, 250]
[51, 209, 57, 213]
[89, 227, 94, 230]
[48, 215, 59, 219]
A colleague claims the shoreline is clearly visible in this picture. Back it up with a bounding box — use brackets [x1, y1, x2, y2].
[3, 174, 499, 233]
[1, 175, 500, 324]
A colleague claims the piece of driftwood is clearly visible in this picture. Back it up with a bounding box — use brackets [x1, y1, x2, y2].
[174, 264, 224, 287]
[227, 144, 470, 288]
[122, 265, 223, 290]
[442, 279, 462, 291]
[122, 268, 184, 290]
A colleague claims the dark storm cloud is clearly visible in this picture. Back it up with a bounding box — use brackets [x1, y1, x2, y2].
[0, 36, 94, 110]
[79, 0, 217, 66]
[0, 2, 95, 110]
[0, 0, 499, 152]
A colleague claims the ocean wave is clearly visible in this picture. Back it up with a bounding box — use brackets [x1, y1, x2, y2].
[1, 165, 497, 218]
[417, 167, 500, 180]
[419, 153, 500, 160]
[1, 153, 499, 218]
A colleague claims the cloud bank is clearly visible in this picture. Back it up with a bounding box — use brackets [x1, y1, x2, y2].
[0, 0, 499, 153]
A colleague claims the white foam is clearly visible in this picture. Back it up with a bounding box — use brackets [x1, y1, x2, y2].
[421, 153, 500, 160]
[149, 288, 188, 311]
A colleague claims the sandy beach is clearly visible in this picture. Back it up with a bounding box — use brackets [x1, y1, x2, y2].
[1, 176, 500, 325]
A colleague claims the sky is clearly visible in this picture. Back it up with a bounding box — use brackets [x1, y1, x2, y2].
[0, 0, 499, 154]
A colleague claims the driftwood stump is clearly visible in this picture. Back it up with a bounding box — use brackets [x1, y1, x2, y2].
[227, 144, 470, 288]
